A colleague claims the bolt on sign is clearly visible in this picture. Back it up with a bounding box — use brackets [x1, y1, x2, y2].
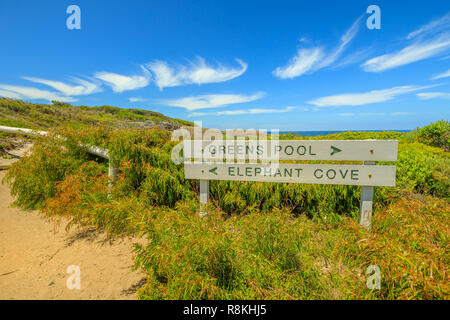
[183, 139, 398, 229]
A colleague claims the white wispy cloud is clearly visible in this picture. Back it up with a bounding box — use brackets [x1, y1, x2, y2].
[273, 16, 362, 79]
[128, 97, 147, 102]
[308, 85, 430, 107]
[431, 69, 450, 80]
[0, 89, 22, 100]
[332, 47, 374, 69]
[22, 77, 101, 96]
[416, 92, 450, 100]
[338, 112, 414, 117]
[189, 106, 297, 117]
[362, 34, 450, 72]
[273, 47, 325, 79]
[317, 16, 362, 68]
[407, 13, 450, 40]
[391, 112, 415, 116]
[160, 92, 265, 111]
[337, 113, 355, 117]
[0, 84, 76, 102]
[147, 57, 247, 90]
[359, 112, 386, 116]
[94, 65, 151, 93]
[363, 12, 450, 72]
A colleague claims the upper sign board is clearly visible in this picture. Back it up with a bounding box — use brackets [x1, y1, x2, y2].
[184, 140, 398, 161]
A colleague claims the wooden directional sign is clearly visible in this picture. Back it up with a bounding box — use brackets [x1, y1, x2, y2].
[183, 139, 398, 228]
[184, 163, 396, 187]
[184, 140, 398, 161]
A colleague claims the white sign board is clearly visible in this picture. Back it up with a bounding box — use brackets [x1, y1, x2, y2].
[183, 139, 398, 229]
[184, 140, 398, 161]
[184, 163, 396, 187]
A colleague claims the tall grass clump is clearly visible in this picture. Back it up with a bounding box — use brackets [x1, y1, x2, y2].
[344, 196, 449, 299]
[134, 204, 361, 299]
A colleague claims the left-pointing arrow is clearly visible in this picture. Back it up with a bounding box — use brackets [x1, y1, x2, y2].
[209, 167, 218, 175]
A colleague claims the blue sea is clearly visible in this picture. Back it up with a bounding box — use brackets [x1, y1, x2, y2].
[278, 130, 410, 137]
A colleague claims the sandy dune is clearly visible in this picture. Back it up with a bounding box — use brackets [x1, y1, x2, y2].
[0, 144, 146, 300]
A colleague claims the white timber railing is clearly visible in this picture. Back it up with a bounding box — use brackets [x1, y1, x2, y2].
[0, 125, 118, 183]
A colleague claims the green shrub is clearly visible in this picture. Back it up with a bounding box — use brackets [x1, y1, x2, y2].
[395, 143, 449, 199]
[4, 138, 89, 209]
[415, 120, 450, 151]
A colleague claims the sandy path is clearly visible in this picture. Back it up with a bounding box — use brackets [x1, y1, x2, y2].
[0, 144, 146, 299]
[0, 142, 33, 167]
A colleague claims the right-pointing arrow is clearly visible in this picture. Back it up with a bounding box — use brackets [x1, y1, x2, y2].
[330, 146, 342, 156]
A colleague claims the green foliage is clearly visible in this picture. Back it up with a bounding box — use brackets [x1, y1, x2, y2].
[3, 121, 449, 300]
[280, 130, 406, 141]
[416, 120, 450, 151]
[210, 180, 360, 219]
[6, 123, 448, 216]
[0, 97, 192, 130]
[346, 197, 449, 299]
[134, 206, 356, 299]
[0, 117, 30, 128]
[4, 138, 89, 209]
[395, 143, 449, 199]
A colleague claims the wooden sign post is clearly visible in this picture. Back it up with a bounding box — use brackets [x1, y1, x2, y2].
[184, 140, 398, 229]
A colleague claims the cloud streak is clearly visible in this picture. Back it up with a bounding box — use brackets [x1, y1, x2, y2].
[147, 57, 247, 90]
[362, 34, 450, 72]
[273, 16, 362, 79]
[0, 89, 22, 100]
[22, 77, 101, 96]
[308, 85, 430, 107]
[273, 47, 325, 79]
[431, 69, 450, 80]
[94, 66, 151, 93]
[160, 92, 265, 111]
[363, 12, 450, 72]
[338, 112, 414, 117]
[416, 92, 450, 100]
[407, 13, 450, 40]
[128, 97, 147, 102]
[0, 84, 77, 102]
[189, 106, 297, 117]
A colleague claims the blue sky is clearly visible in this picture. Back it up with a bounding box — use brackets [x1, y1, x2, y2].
[0, 0, 449, 131]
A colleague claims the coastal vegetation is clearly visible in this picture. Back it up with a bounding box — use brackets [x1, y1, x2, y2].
[0, 98, 191, 131]
[1, 99, 448, 300]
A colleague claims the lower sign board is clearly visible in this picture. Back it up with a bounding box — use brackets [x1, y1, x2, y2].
[184, 163, 396, 187]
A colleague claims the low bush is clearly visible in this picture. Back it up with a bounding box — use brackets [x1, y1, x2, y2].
[415, 120, 450, 151]
[345, 196, 449, 299]
[4, 138, 89, 209]
[395, 143, 449, 199]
